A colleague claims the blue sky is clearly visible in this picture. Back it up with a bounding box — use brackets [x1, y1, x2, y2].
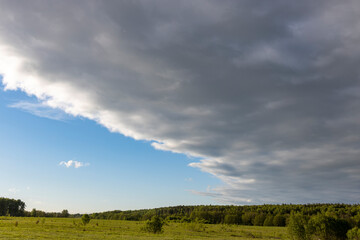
[1, 1, 360, 212]
[0, 86, 219, 213]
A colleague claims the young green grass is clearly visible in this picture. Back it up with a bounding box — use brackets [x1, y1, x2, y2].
[0, 217, 288, 239]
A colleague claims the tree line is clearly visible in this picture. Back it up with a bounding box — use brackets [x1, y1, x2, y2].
[24, 208, 82, 218]
[0, 197, 25, 216]
[2, 196, 360, 232]
[0, 197, 79, 218]
[91, 203, 360, 227]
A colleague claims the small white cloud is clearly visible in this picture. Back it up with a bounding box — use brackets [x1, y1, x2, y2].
[185, 177, 192, 182]
[29, 199, 43, 206]
[59, 160, 89, 168]
[9, 101, 70, 121]
[8, 188, 20, 194]
[189, 189, 252, 204]
[188, 189, 221, 198]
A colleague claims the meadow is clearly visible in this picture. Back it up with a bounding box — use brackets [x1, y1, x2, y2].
[0, 217, 288, 240]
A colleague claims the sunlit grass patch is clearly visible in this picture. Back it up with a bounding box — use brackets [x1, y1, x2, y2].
[0, 217, 288, 239]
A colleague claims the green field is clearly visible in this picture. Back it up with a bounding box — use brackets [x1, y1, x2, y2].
[0, 217, 288, 239]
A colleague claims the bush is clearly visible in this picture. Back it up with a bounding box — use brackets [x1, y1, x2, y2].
[287, 212, 308, 240]
[348, 227, 360, 240]
[144, 215, 164, 233]
[263, 215, 274, 226]
[81, 214, 91, 226]
[180, 217, 191, 223]
[186, 221, 206, 232]
[307, 214, 350, 240]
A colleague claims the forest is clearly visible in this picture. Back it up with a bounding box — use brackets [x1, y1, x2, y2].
[2, 197, 360, 227]
[2, 197, 360, 239]
[91, 204, 360, 226]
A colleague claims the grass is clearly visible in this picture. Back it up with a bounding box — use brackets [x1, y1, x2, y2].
[0, 217, 289, 239]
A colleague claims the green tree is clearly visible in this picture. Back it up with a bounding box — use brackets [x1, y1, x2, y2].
[31, 208, 37, 217]
[61, 209, 69, 218]
[241, 212, 255, 225]
[253, 213, 266, 226]
[0, 198, 25, 217]
[142, 209, 156, 221]
[82, 214, 91, 226]
[347, 227, 360, 240]
[264, 215, 274, 226]
[224, 214, 238, 225]
[307, 214, 350, 240]
[273, 214, 286, 226]
[287, 212, 308, 240]
[144, 215, 164, 233]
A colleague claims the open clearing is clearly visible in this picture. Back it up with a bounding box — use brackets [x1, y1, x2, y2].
[0, 217, 288, 239]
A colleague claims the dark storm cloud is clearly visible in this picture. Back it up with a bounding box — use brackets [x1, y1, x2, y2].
[1, 0, 360, 203]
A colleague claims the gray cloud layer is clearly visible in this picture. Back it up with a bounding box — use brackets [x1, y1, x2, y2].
[1, 0, 360, 204]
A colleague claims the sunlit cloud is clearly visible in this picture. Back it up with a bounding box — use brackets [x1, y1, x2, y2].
[59, 160, 89, 169]
[9, 101, 71, 121]
[8, 188, 20, 194]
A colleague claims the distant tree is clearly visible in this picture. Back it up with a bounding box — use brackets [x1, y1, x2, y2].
[142, 209, 156, 221]
[224, 214, 238, 225]
[273, 214, 286, 226]
[253, 213, 266, 226]
[82, 214, 91, 226]
[31, 208, 37, 217]
[242, 212, 255, 225]
[61, 209, 69, 218]
[144, 215, 164, 233]
[37, 210, 46, 217]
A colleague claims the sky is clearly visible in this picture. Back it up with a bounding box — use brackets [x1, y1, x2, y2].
[0, 0, 360, 212]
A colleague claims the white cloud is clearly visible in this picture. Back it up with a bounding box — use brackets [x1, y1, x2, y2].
[59, 160, 89, 169]
[29, 199, 43, 206]
[9, 101, 70, 121]
[8, 188, 20, 194]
